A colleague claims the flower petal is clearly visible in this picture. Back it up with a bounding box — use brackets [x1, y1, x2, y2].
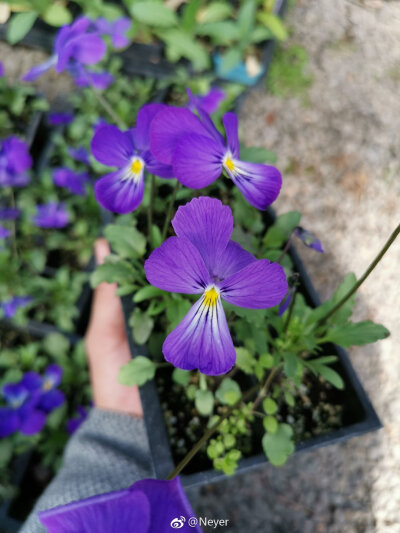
[228, 160, 282, 210]
[150, 107, 208, 165]
[95, 168, 145, 214]
[135, 103, 167, 151]
[91, 125, 134, 167]
[39, 487, 150, 533]
[145, 236, 209, 294]
[0, 408, 19, 437]
[172, 133, 224, 189]
[44, 364, 63, 387]
[39, 390, 65, 413]
[213, 240, 256, 280]
[22, 56, 57, 82]
[163, 296, 236, 375]
[19, 408, 46, 436]
[220, 259, 288, 309]
[222, 112, 240, 158]
[172, 197, 233, 275]
[132, 478, 202, 533]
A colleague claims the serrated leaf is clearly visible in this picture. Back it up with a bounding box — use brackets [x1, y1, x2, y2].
[262, 423, 294, 466]
[130, 308, 154, 345]
[131, 2, 178, 27]
[7, 12, 38, 45]
[104, 224, 146, 258]
[118, 356, 156, 386]
[90, 256, 136, 288]
[325, 321, 390, 348]
[216, 378, 241, 406]
[195, 389, 214, 416]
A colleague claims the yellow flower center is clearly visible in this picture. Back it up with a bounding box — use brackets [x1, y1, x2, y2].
[130, 158, 143, 175]
[203, 287, 219, 307]
[224, 157, 235, 172]
[43, 380, 52, 391]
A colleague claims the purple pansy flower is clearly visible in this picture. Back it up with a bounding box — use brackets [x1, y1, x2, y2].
[1, 296, 32, 318]
[91, 104, 174, 214]
[22, 17, 107, 83]
[95, 17, 131, 49]
[145, 197, 288, 375]
[150, 104, 282, 210]
[66, 405, 89, 435]
[0, 62, 4, 77]
[48, 112, 74, 126]
[38, 477, 201, 533]
[187, 87, 226, 114]
[0, 136, 32, 187]
[68, 146, 91, 165]
[33, 203, 69, 229]
[69, 62, 114, 90]
[0, 365, 65, 438]
[0, 226, 11, 239]
[53, 168, 90, 196]
[0, 207, 20, 220]
[294, 226, 324, 253]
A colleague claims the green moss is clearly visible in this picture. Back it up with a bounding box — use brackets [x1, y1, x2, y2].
[267, 44, 313, 99]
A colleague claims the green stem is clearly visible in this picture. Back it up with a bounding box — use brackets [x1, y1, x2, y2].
[147, 175, 155, 247]
[165, 382, 260, 480]
[315, 222, 400, 329]
[90, 87, 126, 130]
[161, 180, 180, 242]
[283, 288, 296, 334]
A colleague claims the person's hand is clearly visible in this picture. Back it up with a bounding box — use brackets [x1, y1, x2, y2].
[85, 238, 143, 417]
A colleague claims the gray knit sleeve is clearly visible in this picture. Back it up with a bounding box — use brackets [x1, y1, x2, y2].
[20, 408, 153, 533]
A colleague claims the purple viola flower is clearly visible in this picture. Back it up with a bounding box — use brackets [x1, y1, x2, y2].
[69, 62, 114, 90]
[22, 17, 107, 83]
[145, 197, 288, 375]
[33, 203, 69, 229]
[0, 207, 20, 220]
[38, 477, 202, 533]
[53, 167, 90, 196]
[1, 296, 32, 318]
[68, 146, 91, 165]
[48, 112, 74, 126]
[91, 104, 174, 214]
[150, 104, 282, 210]
[0, 365, 65, 438]
[0, 136, 32, 187]
[0, 226, 11, 240]
[66, 405, 89, 435]
[187, 87, 226, 114]
[95, 17, 131, 49]
[294, 226, 324, 253]
[0, 62, 4, 78]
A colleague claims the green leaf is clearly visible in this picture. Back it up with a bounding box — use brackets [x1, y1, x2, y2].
[257, 13, 287, 41]
[235, 347, 254, 374]
[90, 256, 136, 287]
[182, 0, 200, 32]
[317, 365, 344, 389]
[219, 48, 242, 74]
[104, 224, 146, 258]
[238, 0, 256, 41]
[259, 353, 274, 369]
[42, 4, 72, 26]
[161, 29, 210, 71]
[172, 368, 190, 386]
[118, 356, 156, 386]
[195, 389, 214, 416]
[151, 224, 162, 249]
[43, 332, 70, 358]
[198, 2, 233, 24]
[240, 146, 277, 164]
[262, 423, 295, 466]
[263, 415, 278, 434]
[283, 352, 299, 378]
[263, 397, 277, 415]
[0, 440, 13, 467]
[216, 378, 241, 406]
[325, 321, 390, 348]
[7, 12, 38, 45]
[131, 2, 178, 27]
[133, 285, 164, 303]
[263, 211, 302, 249]
[196, 21, 240, 45]
[166, 297, 191, 331]
[130, 308, 154, 345]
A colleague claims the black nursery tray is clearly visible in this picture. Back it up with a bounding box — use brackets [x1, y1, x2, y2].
[121, 210, 382, 488]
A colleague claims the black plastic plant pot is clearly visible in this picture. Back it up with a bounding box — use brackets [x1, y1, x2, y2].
[121, 209, 382, 489]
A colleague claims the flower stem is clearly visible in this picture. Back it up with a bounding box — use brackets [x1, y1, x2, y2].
[315, 222, 400, 329]
[283, 288, 296, 334]
[147, 174, 155, 248]
[90, 87, 126, 130]
[161, 180, 180, 242]
[166, 368, 278, 480]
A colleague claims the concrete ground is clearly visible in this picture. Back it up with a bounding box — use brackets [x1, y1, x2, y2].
[192, 1, 400, 531]
[2, 0, 400, 530]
